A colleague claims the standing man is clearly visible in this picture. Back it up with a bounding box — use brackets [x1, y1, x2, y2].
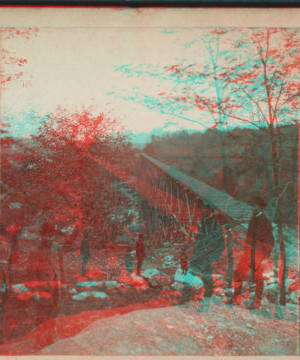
[180, 247, 188, 275]
[189, 207, 225, 312]
[135, 232, 146, 276]
[26, 223, 61, 346]
[233, 196, 275, 309]
[80, 233, 91, 277]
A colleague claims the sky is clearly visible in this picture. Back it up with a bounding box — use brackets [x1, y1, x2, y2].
[2, 26, 220, 143]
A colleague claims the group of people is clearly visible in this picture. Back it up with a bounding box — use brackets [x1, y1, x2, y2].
[0, 195, 275, 317]
[182, 196, 276, 311]
[79, 195, 276, 313]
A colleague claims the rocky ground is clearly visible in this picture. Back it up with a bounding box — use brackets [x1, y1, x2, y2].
[0, 238, 298, 355]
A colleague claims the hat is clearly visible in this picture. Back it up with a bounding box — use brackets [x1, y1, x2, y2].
[252, 196, 267, 209]
[40, 223, 59, 236]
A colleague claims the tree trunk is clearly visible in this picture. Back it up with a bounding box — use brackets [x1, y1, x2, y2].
[226, 226, 233, 305]
[279, 224, 286, 306]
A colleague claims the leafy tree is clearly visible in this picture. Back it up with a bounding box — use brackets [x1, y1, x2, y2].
[231, 28, 299, 310]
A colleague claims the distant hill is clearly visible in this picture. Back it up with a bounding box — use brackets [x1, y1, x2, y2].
[142, 125, 298, 226]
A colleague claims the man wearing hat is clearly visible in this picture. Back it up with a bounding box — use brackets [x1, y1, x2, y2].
[233, 196, 275, 309]
[135, 232, 146, 276]
[26, 222, 63, 341]
[80, 233, 91, 276]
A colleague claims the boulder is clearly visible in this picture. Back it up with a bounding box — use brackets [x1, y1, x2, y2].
[76, 280, 119, 291]
[21, 281, 62, 292]
[172, 282, 184, 291]
[86, 269, 107, 281]
[11, 284, 29, 295]
[17, 291, 52, 302]
[131, 274, 149, 291]
[143, 268, 172, 288]
[212, 274, 223, 281]
[213, 280, 227, 288]
[72, 291, 108, 301]
[143, 268, 160, 278]
[174, 269, 203, 290]
[290, 291, 298, 305]
[119, 269, 148, 291]
[116, 283, 132, 295]
[76, 281, 100, 289]
[213, 287, 225, 297]
[105, 281, 119, 289]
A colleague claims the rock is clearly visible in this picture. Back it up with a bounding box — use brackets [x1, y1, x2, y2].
[131, 274, 149, 291]
[105, 281, 119, 289]
[265, 283, 280, 303]
[174, 269, 203, 290]
[212, 274, 223, 281]
[290, 291, 298, 305]
[116, 283, 132, 294]
[17, 291, 52, 302]
[76, 280, 119, 291]
[213, 287, 225, 297]
[77, 281, 99, 289]
[141, 268, 170, 287]
[288, 280, 299, 293]
[72, 291, 108, 301]
[22, 281, 62, 291]
[213, 280, 227, 288]
[119, 269, 149, 290]
[169, 290, 181, 300]
[172, 282, 184, 291]
[143, 268, 160, 278]
[86, 269, 107, 280]
[76, 274, 88, 283]
[147, 276, 170, 288]
[11, 284, 29, 295]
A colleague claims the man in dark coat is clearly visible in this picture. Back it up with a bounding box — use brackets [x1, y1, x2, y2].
[135, 232, 146, 276]
[80, 233, 91, 276]
[189, 206, 225, 311]
[233, 196, 275, 309]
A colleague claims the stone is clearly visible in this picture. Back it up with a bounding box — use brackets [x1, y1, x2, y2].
[213, 280, 227, 288]
[104, 281, 119, 289]
[17, 291, 52, 302]
[72, 291, 108, 301]
[143, 268, 160, 278]
[11, 284, 29, 295]
[174, 269, 203, 289]
[213, 287, 225, 297]
[86, 269, 107, 280]
[290, 291, 298, 305]
[212, 274, 223, 281]
[172, 282, 184, 291]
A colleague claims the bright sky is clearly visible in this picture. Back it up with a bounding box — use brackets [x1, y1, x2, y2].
[2, 26, 218, 141]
